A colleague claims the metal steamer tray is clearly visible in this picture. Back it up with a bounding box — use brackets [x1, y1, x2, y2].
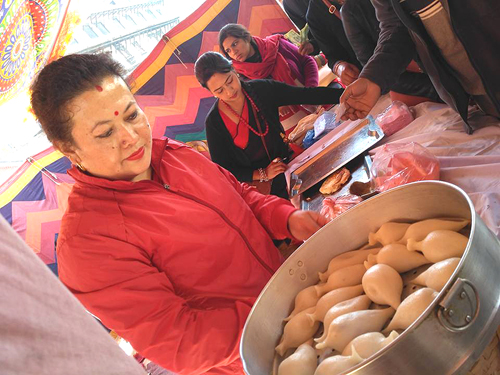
[241, 181, 500, 375]
[289, 117, 383, 197]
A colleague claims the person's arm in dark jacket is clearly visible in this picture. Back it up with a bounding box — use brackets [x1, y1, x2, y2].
[341, 3, 377, 66]
[251, 79, 342, 108]
[359, 0, 415, 92]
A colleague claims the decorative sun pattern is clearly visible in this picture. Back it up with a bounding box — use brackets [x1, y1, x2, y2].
[0, 0, 67, 105]
[1, 13, 32, 79]
[0, 7, 34, 95]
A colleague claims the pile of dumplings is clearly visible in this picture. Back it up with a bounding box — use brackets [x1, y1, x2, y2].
[275, 217, 470, 375]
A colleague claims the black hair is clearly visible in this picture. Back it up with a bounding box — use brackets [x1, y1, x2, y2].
[218, 23, 257, 59]
[30, 53, 127, 148]
[194, 51, 234, 89]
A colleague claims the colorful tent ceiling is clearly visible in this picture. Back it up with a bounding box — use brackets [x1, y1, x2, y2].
[130, 0, 296, 143]
[0, 147, 73, 274]
[0, 0, 71, 105]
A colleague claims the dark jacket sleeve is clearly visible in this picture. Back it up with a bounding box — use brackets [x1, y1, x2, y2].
[306, 0, 360, 70]
[359, 0, 416, 92]
[250, 79, 343, 108]
[341, 0, 378, 66]
[205, 106, 254, 182]
[282, 0, 321, 55]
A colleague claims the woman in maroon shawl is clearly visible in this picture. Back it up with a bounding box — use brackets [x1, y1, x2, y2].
[218, 23, 319, 117]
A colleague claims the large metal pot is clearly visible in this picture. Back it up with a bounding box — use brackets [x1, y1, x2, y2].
[241, 181, 500, 374]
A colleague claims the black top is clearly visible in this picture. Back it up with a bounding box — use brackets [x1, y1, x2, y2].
[306, 0, 361, 70]
[283, 0, 321, 55]
[205, 79, 342, 196]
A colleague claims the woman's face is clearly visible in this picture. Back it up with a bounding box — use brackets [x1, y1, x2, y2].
[222, 36, 254, 62]
[64, 76, 152, 182]
[206, 71, 243, 103]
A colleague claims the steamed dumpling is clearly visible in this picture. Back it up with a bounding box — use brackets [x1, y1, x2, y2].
[315, 295, 372, 344]
[315, 264, 366, 297]
[306, 285, 364, 324]
[401, 283, 426, 301]
[278, 342, 317, 375]
[368, 222, 410, 246]
[412, 257, 460, 291]
[367, 243, 430, 273]
[362, 264, 403, 309]
[399, 218, 469, 244]
[319, 247, 381, 282]
[316, 307, 395, 352]
[276, 307, 320, 356]
[342, 330, 399, 358]
[407, 230, 468, 263]
[285, 285, 320, 322]
[384, 288, 438, 332]
[314, 349, 364, 375]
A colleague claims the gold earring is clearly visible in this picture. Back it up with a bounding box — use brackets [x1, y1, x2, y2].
[76, 162, 86, 172]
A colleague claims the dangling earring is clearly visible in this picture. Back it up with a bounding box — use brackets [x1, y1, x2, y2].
[76, 162, 86, 172]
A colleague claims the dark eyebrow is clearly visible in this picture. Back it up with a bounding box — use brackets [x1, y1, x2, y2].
[214, 75, 231, 92]
[91, 100, 136, 131]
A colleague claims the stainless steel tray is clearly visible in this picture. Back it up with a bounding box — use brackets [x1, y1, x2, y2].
[298, 154, 373, 211]
[290, 118, 383, 195]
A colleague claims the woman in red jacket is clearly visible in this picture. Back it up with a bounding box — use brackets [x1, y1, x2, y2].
[30, 53, 328, 375]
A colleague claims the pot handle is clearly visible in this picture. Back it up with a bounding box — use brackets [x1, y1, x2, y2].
[437, 278, 480, 332]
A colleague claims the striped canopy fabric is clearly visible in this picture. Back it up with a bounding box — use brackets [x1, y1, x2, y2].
[0, 147, 73, 274]
[129, 0, 296, 143]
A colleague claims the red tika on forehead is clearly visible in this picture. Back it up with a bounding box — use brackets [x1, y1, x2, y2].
[95, 85, 103, 92]
[114, 111, 119, 116]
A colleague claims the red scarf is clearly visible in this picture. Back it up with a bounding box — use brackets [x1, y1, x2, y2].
[232, 34, 296, 86]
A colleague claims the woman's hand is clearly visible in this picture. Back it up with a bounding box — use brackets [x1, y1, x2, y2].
[278, 105, 294, 117]
[298, 41, 315, 56]
[265, 158, 287, 179]
[287, 210, 329, 241]
[334, 62, 360, 86]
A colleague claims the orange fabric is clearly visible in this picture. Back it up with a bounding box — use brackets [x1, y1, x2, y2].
[389, 91, 432, 107]
[406, 60, 422, 73]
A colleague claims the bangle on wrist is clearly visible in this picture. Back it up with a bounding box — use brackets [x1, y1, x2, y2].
[333, 60, 343, 76]
[258, 168, 269, 182]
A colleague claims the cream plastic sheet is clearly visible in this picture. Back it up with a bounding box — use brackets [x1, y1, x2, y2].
[371, 102, 500, 237]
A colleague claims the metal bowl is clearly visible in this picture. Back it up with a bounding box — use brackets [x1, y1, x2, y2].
[241, 181, 500, 375]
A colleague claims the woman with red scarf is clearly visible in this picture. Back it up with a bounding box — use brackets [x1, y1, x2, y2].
[195, 52, 342, 200]
[218, 23, 319, 117]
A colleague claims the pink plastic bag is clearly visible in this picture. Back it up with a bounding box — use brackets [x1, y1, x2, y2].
[321, 194, 363, 221]
[375, 101, 414, 136]
[371, 142, 440, 192]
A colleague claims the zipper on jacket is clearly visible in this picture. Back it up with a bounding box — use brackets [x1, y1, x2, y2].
[162, 183, 275, 276]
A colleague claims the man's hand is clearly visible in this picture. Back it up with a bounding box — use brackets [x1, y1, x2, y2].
[298, 41, 315, 56]
[340, 78, 381, 121]
[334, 62, 360, 86]
[287, 210, 329, 241]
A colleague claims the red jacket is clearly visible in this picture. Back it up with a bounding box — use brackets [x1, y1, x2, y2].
[57, 138, 296, 374]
